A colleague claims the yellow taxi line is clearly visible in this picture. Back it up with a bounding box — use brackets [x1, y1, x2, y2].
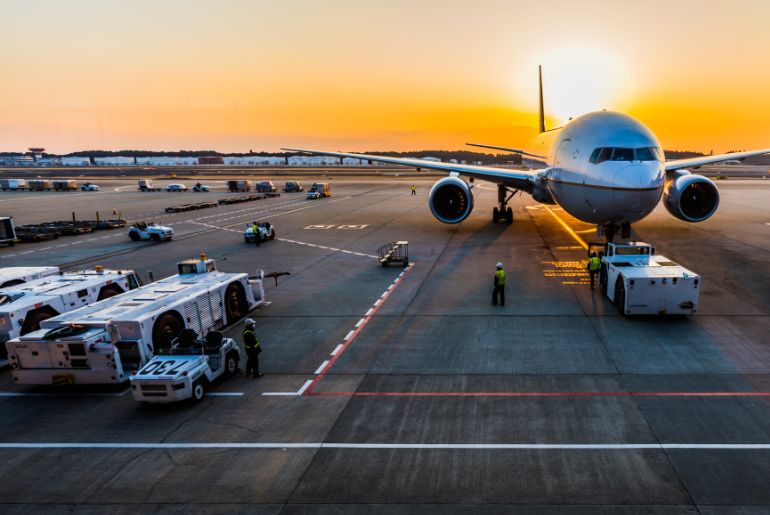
[543, 205, 589, 250]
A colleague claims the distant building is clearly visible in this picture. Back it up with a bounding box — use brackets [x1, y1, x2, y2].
[198, 156, 224, 165]
[61, 157, 91, 166]
[421, 157, 441, 162]
[288, 156, 342, 166]
[0, 155, 34, 166]
[223, 156, 286, 165]
[93, 156, 135, 166]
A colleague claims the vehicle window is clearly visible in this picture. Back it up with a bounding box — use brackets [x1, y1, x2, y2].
[77, 289, 88, 298]
[635, 147, 654, 161]
[589, 148, 601, 164]
[615, 246, 650, 255]
[611, 148, 634, 161]
[652, 147, 663, 161]
[596, 148, 612, 163]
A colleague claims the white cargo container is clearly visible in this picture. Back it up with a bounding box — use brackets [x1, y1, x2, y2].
[6, 257, 265, 385]
[595, 242, 701, 316]
[0, 268, 141, 364]
[0, 266, 58, 288]
[0, 179, 27, 190]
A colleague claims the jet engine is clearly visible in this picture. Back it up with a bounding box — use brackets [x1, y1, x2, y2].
[428, 176, 474, 224]
[663, 172, 720, 222]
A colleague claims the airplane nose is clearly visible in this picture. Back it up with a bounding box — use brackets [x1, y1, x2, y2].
[612, 163, 663, 215]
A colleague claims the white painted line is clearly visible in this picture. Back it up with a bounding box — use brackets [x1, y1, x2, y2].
[365, 308, 374, 316]
[0, 390, 130, 398]
[20, 250, 34, 255]
[207, 392, 244, 397]
[355, 318, 365, 328]
[373, 299, 381, 307]
[2, 442, 770, 450]
[261, 392, 300, 396]
[314, 361, 329, 375]
[331, 344, 344, 356]
[343, 330, 355, 341]
[297, 380, 313, 395]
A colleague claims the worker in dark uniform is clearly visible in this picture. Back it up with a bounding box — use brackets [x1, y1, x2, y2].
[492, 262, 506, 306]
[587, 252, 601, 290]
[411, 184, 416, 195]
[252, 221, 260, 247]
[242, 318, 262, 378]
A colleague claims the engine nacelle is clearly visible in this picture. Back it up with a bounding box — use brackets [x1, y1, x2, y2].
[428, 176, 474, 224]
[663, 172, 720, 222]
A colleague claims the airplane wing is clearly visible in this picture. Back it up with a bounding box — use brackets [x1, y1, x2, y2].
[281, 148, 541, 191]
[665, 148, 770, 171]
[465, 142, 545, 159]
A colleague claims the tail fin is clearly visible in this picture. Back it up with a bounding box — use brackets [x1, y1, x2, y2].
[538, 65, 546, 133]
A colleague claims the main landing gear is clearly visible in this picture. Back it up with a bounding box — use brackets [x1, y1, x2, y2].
[598, 222, 631, 242]
[492, 184, 516, 225]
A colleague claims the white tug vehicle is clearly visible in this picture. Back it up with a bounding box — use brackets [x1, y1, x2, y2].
[0, 267, 141, 366]
[128, 222, 174, 242]
[6, 255, 264, 385]
[243, 222, 275, 243]
[592, 241, 701, 316]
[0, 266, 59, 288]
[130, 328, 243, 403]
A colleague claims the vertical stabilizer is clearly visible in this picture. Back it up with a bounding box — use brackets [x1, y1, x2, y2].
[538, 65, 546, 133]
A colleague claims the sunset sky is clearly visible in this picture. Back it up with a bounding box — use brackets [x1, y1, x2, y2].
[1, 0, 769, 154]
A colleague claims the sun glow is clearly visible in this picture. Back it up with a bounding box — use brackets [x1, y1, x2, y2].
[530, 45, 635, 127]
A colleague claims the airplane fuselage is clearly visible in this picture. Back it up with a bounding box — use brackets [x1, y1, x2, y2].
[528, 111, 665, 225]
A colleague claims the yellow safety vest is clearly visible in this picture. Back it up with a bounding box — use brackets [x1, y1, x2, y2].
[588, 256, 601, 271]
[242, 329, 260, 350]
[495, 269, 506, 286]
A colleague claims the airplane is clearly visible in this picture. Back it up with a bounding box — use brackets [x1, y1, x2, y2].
[284, 67, 770, 240]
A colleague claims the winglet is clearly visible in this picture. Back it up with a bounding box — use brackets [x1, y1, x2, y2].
[538, 65, 546, 133]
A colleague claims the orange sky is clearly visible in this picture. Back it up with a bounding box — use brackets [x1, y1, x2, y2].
[1, 0, 769, 153]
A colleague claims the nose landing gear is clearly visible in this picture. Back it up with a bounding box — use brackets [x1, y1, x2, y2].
[598, 222, 631, 242]
[492, 184, 516, 225]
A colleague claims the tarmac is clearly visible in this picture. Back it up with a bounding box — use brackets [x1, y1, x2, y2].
[0, 177, 769, 513]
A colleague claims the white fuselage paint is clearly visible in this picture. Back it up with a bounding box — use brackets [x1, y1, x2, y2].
[526, 111, 665, 225]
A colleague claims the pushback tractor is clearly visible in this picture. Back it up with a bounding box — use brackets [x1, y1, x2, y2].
[0, 268, 141, 365]
[591, 241, 701, 316]
[6, 256, 265, 385]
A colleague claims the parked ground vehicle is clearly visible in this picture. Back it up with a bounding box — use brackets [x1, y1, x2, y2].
[80, 183, 100, 191]
[0, 217, 16, 246]
[192, 182, 210, 192]
[283, 181, 304, 192]
[255, 181, 277, 193]
[27, 180, 53, 191]
[0, 268, 141, 364]
[138, 179, 163, 192]
[306, 182, 331, 199]
[166, 183, 188, 192]
[128, 222, 173, 241]
[243, 222, 275, 243]
[130, 329, 242, 403]
[52, 180, 77, 191]
[227, 180, 251, 192]
[6, 256, 265, 385]
[0, 179, 27, 190]
[0, 266, 58, 288]
[592, 241, 701, 316]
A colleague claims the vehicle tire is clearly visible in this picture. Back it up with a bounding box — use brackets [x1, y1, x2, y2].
[151, 311, 185, 352]
[492, 207, 499, 224]
[506, 207, 513, 224]
[151, 233, 160, 242]
[97, 284, 124, 301]
[224, 282, 248, 325]
[8, 240, 14, 246]
[270, 230, 275, 240]
[129, 231, 140, 241]
[21, 307, 59, 336]
[224, 352, 239, 377]
[614, 279, 626, 315]
[192, 380, 206, 402]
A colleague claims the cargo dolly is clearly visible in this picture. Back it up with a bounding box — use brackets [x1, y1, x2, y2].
[377, 241, 409, 267]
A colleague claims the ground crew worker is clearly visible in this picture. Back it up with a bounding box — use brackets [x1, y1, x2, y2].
[411, 184, 416, 195]
[252, 221, 260, 247]
[492, 262, 506, 306]
[587, 252, 601, 289]
[242, 318, 263, 378]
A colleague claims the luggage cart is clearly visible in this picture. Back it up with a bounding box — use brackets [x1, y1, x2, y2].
[377, 241, 409, 267]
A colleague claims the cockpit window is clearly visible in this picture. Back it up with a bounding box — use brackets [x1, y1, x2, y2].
[589, 147, 662, 164]
[612, 148, 634, 161]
